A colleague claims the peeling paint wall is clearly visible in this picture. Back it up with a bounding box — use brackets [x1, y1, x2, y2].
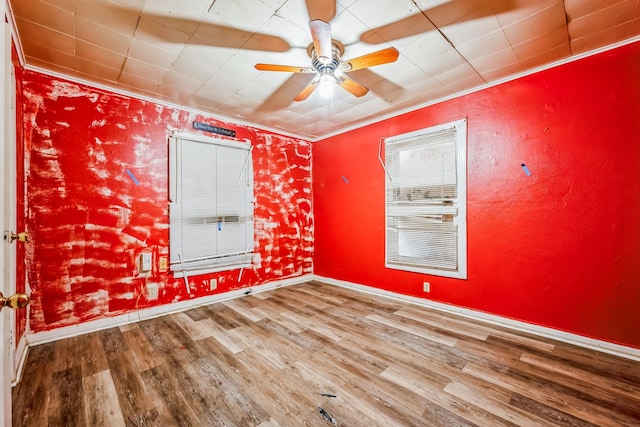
[18, 69, 313, 332]
[12, 44, 27, 343]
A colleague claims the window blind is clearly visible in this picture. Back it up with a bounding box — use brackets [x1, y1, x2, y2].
[169, 135, 254, 275]
[385, 119, 467, 278]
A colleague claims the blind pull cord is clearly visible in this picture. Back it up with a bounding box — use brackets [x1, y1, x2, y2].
[378, 138, 392, 181]
[237, 242, 252, 282]
[178, 253, 191, 294]
[236, 146, 254, 186]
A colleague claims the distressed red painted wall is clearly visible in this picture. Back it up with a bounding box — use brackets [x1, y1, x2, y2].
[314, 41, 640, 349]
[18, 70, 313, 332]
[12, 43, 27, 342]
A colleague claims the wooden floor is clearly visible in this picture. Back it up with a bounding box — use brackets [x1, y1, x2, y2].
[12, 281, 640, 426]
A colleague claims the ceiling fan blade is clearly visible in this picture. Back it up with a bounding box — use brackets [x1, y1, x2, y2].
[338, 75, 369, 98]
[360, 0, 515, 44]
[348, 69, 408, 101]
[256, 74, 314, 113]
[255, 64, 315, 73]
[294, 78, 320, 102]
[305, 0, 336, 22]
[341, 47, 399, 72]
[109, 6, 290, 52]
[309, 19, 332, 64]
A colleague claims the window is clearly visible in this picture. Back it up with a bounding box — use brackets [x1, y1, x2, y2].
[169, 133, 254, 276]
[384, 119, 467, 279]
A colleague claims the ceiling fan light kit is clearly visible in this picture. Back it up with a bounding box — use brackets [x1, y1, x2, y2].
[255, 8, 400, 102]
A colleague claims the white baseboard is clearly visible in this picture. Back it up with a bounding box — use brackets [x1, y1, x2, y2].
[26, 274, 311, 347]
[19, 272, 640, 368]
[11, 334, 28, 387]
[314, 275, 640, 362]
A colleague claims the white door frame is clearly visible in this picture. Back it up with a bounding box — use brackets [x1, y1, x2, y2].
[1, 0, 14, 422]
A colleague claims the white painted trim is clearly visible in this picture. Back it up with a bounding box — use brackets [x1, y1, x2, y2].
[16, 35, 640, 142]
[316, 36, 640, 142]
[313, 275, 640, 362]
[4, 0, 25, 67]
[27, 274, 311, 347]
[20, 64, 309, 143]
[17, 31, 640, 144]
[383, 118, 467, 280]
[170, 132, 251, 148]
[18, 272, 640, 368]
[11, 334, 27, 387]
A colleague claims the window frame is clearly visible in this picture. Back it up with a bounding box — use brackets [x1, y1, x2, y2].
[168, 132, 254, 277]
[383, 118, 467, 279]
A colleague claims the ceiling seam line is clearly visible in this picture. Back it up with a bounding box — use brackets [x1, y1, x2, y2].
[410, 0, 487, 83]
[562, 0, 573, 56]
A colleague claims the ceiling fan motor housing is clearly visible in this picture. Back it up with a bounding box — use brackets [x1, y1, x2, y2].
[311, 43, 342, 81]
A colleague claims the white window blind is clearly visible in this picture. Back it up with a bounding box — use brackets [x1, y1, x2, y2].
[169, 133, 254, 276]
[385, 119, 467, 279]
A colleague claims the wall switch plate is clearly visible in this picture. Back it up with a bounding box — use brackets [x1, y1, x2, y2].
[139, 252, 152, 272]
[158, 256, 168, 272]
[423, 282, 431, 293]
[209, 278, 217, 291]
[146, 283, 159, 300]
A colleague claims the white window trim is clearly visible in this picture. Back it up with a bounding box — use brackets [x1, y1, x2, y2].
[169, 132, 254, 278]
[384, 119, 467, 279]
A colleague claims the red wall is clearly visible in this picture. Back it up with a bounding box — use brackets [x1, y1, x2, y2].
[18, 70, 313, 332]
[12, 44, 27, 342]
[314, 41, 640, 349]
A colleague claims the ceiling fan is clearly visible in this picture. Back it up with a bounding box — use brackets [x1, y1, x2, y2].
[255, 18, 399, 102]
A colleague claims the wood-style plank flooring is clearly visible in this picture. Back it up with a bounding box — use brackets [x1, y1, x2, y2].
[12, 281, 640, 426]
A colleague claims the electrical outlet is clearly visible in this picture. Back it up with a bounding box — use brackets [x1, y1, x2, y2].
[139, 252, 152, 273]
[146, 283, 159, 300]
[209, 278, 217, 291]
[423, 282, 431, 293]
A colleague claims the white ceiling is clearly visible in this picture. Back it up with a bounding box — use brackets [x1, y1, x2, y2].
[9, 0, 640, 140]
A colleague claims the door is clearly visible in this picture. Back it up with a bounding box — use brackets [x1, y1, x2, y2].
[2, 3, 14, 424]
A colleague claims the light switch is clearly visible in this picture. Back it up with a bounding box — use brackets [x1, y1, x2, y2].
[140, 252, 152, 272]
